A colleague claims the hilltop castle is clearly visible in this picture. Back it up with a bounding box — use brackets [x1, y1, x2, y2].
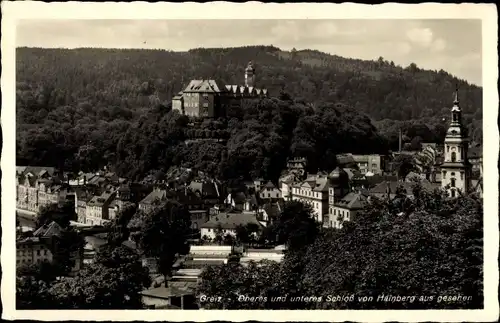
[172, 61, 269, 119]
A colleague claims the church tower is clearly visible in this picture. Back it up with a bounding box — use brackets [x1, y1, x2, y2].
[244, 61, 255, 87]
[441, 87, 472, 197]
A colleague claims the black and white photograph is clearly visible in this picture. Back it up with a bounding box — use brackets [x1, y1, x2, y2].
[1, 2, 498, 322]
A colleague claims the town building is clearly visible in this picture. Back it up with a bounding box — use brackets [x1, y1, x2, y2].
[138, 188, 170, 213]
[16, 221, 83, 275]
[172, 61, 269, 118]
[189, 210, 210, 230]
[258, 181, 282, 200]
[239, 247, 285, 265]
[16, 166, 70, 213]
[468, 144, 483, 177]
[328, 192, 369, 229]
[224, 191, 258, 212]
[368, 180, 437, 200]
[75, 189, 93, 223]
[291, 174, 330, 223]
[351, 154, 387, 175]
[327, 167, 351, 223]
[440, 89, 473, 197]
[189, 180, 221, 205]
[200, 212, 264, 240]
[279, 173, 299, 201]
[85, 190, 117, 226]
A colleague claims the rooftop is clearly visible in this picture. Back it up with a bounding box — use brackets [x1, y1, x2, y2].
[33, 221, 63, 238]
[201, 212, 264, 230]
[334, 192, 368, 210]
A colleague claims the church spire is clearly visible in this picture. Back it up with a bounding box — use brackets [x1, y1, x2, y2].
[453, 84, 459, 106]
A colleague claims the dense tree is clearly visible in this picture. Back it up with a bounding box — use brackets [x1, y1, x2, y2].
[235, 223, 261, 245]
[300, 187, 483, 309]
[16, 276, 55, 309]
[35, 201, 76, 229]
[48, 246, 151, 309]
[17, 261, 59, 283]
[196, 188, 482, 310]
[393, 154, 417, 179]
[128, 201, 191, 285]
[269, 201, 319, 251]
[50, 230, 85, 276]
[104, 203, 138, 246]
[196, 260, 285, 309]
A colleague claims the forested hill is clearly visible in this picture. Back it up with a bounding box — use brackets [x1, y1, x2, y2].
[16, 46, 483, 180]
[17, 45, 482, 120]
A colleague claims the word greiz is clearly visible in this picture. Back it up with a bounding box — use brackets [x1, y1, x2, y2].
[198, 294, 473, 304]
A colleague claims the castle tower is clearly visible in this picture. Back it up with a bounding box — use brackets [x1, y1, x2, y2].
[441, 87, 472, 197]
[244, 61, 255, 87]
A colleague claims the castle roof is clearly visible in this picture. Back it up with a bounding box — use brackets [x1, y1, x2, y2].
[183, 79, 228, 93]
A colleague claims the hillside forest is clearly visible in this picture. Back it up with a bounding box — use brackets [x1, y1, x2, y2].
[16, 46, 483, 182]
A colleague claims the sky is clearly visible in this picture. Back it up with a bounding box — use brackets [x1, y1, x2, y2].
[16, 19, 482, 86]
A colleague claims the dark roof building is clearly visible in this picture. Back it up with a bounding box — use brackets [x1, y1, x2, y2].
[201, 212, 264, 231]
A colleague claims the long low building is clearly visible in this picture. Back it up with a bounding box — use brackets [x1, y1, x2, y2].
[240, 247, 285, 265]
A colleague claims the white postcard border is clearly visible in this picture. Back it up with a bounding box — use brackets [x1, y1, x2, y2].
[1, 2, 498, 322]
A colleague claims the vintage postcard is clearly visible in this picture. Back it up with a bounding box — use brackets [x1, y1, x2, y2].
[1, 1, 498, 322]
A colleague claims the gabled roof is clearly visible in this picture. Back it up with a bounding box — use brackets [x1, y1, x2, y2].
[201, 213, 264, 230]
[263, 181, 277, 189]
[16, 166, 28, 174]
[189, 181, 219, 197]
[33, 221, 63, 238]
[23, 166, 57, 178]
[140, 189, 169, 205]
[312, 177, 329, 192]
[334, 192, 368, 210]
[336, 154, 356, 165]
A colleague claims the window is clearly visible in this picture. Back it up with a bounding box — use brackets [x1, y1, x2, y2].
[447, 145, 450, 152]
[451, 178, 456, 187]
[442, 171, 447, 179]
[451, 189, 456, 198]
[44, 250, 48, 255]
[36, 250, 40, 256]
[460, 172, 464, 180]
[267, 193, 270, 198]
[451, 152, 457, 162]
